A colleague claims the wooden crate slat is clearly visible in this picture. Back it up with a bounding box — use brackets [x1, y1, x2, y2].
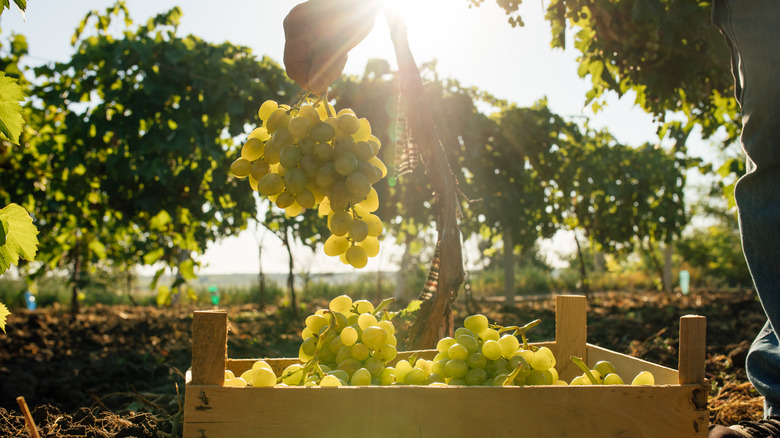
[184, 384, 707, 438]
[586, 344, 680, 385]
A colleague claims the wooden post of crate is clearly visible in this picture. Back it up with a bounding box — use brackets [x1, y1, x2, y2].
[554, 295, 587, 382]
[191, 310, 228, 385]
[678, 314, 708, 410]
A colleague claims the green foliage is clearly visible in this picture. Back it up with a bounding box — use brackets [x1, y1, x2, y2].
[676, 223, 750, 288]
[0, 203, 38, 275]
[0, 72, 25, 143]
[0, 0, 26, 19]
[1, 3, 297, 304]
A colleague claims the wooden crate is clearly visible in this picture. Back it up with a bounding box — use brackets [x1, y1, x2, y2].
[183, 295, 709, 438]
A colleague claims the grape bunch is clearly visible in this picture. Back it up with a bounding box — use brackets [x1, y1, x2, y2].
[229, 98, 386, 269]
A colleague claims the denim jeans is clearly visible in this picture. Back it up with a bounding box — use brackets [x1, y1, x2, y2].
[712, 0, 780, 419]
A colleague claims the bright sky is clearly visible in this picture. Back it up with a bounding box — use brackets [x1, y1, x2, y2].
[1, 0, 720, 275]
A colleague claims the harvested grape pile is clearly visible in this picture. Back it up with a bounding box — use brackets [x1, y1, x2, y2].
[0, 289, 766, 437]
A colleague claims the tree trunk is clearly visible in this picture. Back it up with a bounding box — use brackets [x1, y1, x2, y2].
[387, 10, 464, 350]
[641, 239, 665, 291]
[663, 241, 673, 293]
[283, 224, 297, 318]
[258, 242, 266, 309]
[503, 232, 515, 306]
[394, 234, 412, 300]
[573, 232, 591, 298]
[70, 238, 82, 314]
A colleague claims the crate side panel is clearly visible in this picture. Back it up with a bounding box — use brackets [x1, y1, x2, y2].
[587, 344, 679, 385]
[183, 384, 707, 438]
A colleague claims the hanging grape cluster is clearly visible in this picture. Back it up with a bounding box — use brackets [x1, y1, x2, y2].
[229, 98, 386, 268]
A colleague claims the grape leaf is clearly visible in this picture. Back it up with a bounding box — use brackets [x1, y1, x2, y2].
[0, 203, 39, 275]
[0, 72, 25, 143]
[0, 302, 9, 333]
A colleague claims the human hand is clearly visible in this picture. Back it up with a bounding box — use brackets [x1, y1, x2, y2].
[283, 0, 382, 95]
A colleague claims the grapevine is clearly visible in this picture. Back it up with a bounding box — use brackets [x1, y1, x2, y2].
[229, 97, 387, 269]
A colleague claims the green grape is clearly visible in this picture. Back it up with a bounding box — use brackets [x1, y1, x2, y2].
[285, 203, 303, 217]
[367, 136, 382, 154]
[369, 156, 387, 178]
[305, 313, 329, 333]
[363, 214, 383, 237]
[364, 357, 385, 377]
[448, 343, 469, 361]
[239, 369, 255, 385]
[404, 368, 428, 385]
[296, 188, 316, 209]
[250, 159, 271, 180]
[335, 345, 353, 364]
[258, 100, 278, 121]
[531, 346, 556, 370]
[328, 335, 345, 354]
[334, 152, 359, 176]
[288, 116, 312, 138]
[337, 112, 360, 135]
[517, 349, 535, 366]
[329, 210, 353, 236]
[282, 167, 308, 194]
[357, 236, 380, 258]
[248, 126, 271, 142]
[478, 328, 499, 342]
[298, 104, 320, 123]
[320, 374, 342, 387]
[353, 140, 375, 161]
[524, 370, 547, 385]
[224, 377, 248, 387]
[323, 235, 350, 256]
[345, 172, 371, 198]
[498, 334, 520, 358]
[333, 134, 355, 154]
[437, 337, 456, 353]
[377, 320, 394, 335]
[386, 333, 398, 347]
[315, 162, 338, 189]
[357, 161, 383, 185]
[251, 360, 273, 372]
[328, 181, 351, 211]
[275, 191, 295, 209]
[593, 360, 617, 377]
[339, 326, 358, 346]
[481, 339, 502, 361]
[631, 370, 655, 385]
[603, 373, 625, 385]
[454, 327, 476, 338]
[394, 359, 413, 383]
[379, 367, 395, 385]
[257, 173, 284, 196]
[279, 145, 302, 169]
[281, 364, 305, 386]
[466, 351, 488, 369]
[337, 358, 362, 377]
[351, 342, 370, 361]
[252, 368, 277, 387]
[362, 325, 388, 350]
[313, 141, 335, 162]
[299, 338, 316, 362]
[374, 343, 397, 362]
[327, 369, 350, 383]
[241, 137, 265, 161]
[345, 245, 368, 268]
[310, 121, 336, 143]
[570, 375, 587, 385]
[263, 141, 281, 164]
[444, 359, 468, 379]
[353, 118, 372, 141]
[456, 333, 479, 354]
[464, 314, 489, 334]
[350, 368, 372, 386]
[348, 219, 369, 242]
[329, 294, 353, 313]
[357, 312, 378, 330]
[265, 109, 291, 134]
[465, 368, 488, 386]
[230, 158, 252, 178]
[431, 359, 447, 376]
[359, 189, 380, 213]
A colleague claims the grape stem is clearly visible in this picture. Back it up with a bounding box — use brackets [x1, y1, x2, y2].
[492, 319, 541, 350]
[570, 355, 600, 385]
[502, 361, 525, 386]
[373, 297, 396, 316]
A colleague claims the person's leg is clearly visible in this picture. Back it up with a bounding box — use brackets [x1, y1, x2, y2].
[712, 0, 780, 419]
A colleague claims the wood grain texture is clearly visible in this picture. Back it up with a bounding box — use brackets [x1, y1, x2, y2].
[553, 295, 588, 382]
[191, 310, 227, 385]
[679, 315, 707, 385]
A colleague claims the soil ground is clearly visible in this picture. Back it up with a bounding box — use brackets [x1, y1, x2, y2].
[0, 289, 766, 437]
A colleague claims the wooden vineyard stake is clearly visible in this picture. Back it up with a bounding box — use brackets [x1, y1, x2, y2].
[16, 396, 41, 438]
[191, 310, 228, 385]
[678, 315, 707, 384]
[386, 8, 465, 350]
